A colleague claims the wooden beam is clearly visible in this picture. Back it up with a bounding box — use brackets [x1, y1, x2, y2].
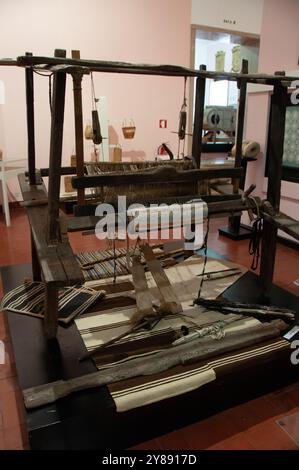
[16, 55, 299, 85]
[25, 52, 36, 185]
[192, 65, 206, 168]
[260, 79, 287, 298]
[19, 173, 83, 287]
[229, 60, 248, 234]
[44, 284, 59, 339]
[71, 166, 244, 189]
[262, 210, 299, 243]
[71, 50, 86, 206]
[47, 49, 67, 243]
[141, 244, 182, 315]
[131, 256, 154, 324]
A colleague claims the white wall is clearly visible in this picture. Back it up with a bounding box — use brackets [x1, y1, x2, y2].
[192, 0, 264, 35]
[0, 0, 191, 200]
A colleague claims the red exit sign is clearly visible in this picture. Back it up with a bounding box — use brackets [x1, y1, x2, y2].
[159, 119, 167, 129]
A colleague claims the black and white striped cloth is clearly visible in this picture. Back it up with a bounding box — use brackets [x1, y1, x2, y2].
[1, 282, 105, 324]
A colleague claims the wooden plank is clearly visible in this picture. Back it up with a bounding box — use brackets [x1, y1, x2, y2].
[72, 166, 244, 189]
[192, 65, 206, 168]
[22, 321, 284, 409]
[262, 211, 299, 242]
[31, 232, 41, 282]
[18, 172, 47, 202]
[16, 55, 299, 85]
[19, 173, 84, 287]
[229, 60, 248, 233]
[260, 80, 288, 298]
[44, 284, 59, 339]
[141, 244, 182, 314]
[67, 215, 100, 232]
[67, 196, 259, 233]
[71, 50, 86, 206]
[47, 49, 67, 243]
[131, 256, 154, 324]
[56, 242, 84, 285]
[25, 52, 36, 185]
[27, 166, 78, 177]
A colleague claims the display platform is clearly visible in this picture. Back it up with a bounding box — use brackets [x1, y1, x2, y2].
[1, 257, 299, 450]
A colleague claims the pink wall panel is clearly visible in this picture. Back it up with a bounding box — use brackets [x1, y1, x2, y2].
[245, 0, 299, 229]
[0, 0, 191, 201]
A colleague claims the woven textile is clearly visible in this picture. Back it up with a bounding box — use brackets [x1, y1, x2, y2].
[1, 282, 105, 324]
[76, 247, 145, 281]
[76, 258, 272, 411]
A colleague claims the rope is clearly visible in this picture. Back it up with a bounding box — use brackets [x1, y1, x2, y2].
[195, 217, 210, 300]
[249, 218, 263, 270]
[245, 195, 262, 271]
[32, 68, 53, 113]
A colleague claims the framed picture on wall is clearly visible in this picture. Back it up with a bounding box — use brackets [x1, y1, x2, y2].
[265, 92, 299, 183]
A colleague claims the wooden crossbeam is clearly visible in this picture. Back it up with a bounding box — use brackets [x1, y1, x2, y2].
[15, 55, 299, 85]
[71, 167, 244, 189]
[19, 173, 83, 287]
[141, 244, 182, 315]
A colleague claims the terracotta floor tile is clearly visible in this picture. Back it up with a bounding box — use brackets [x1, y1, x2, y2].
[3, 424, 24, 450]
[180, 413, 239, 449]
[207, 432, 255, 450]
[157, 429, 193, 450]
[244, 419, 298, 450]
[0, 429, 5, 450]
[267, 388, 299, 413]
[0, 409, 3, 430]
[1, 208, 299, 450]
[0, 377, 23, 430]
[0, 313, 9, 342]
[219, 396, 284, 433]
[0, 341, 17, 380]
[130, 438, 162, 450]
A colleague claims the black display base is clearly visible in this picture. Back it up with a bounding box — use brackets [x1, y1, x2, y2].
[219, 223, 252, 241]
[2, 262, 299, 450]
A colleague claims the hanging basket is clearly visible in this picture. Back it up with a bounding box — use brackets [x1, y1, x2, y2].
[122, 119, 136, 139]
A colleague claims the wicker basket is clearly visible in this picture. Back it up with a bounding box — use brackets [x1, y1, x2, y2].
[122, 119, 136, 139]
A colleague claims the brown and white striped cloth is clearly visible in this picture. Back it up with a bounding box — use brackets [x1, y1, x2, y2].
[75, 258, 290, 412]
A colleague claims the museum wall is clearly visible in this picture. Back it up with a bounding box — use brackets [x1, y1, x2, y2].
[0, 0, 191, 199]
[245, 0, 299, 227]
[191, 0, 264, 35]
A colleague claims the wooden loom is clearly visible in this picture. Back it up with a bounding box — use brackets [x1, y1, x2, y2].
[1, 50, 299, 340]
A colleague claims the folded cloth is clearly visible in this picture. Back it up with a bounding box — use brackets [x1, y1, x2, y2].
[1, 281, 105, 324]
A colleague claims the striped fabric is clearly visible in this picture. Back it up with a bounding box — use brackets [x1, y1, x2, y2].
[76, 247, 145, 281]
[1, 282, 105, 324]
[76, 257, 289, 412]
[110, 338, 289, 412]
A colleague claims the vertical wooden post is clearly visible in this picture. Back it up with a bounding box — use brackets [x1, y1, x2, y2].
[31, 233, 41, 282]
[47, 49, 67, 243]
[260, 77, 287, 298]
[71, 50, 85, 206]
[25, 51, 42, 280]
[228, 59, 248, 234]
[44, 284, 59, 339]
[25, 52, 36, 186]
[192, 65, 206, 168]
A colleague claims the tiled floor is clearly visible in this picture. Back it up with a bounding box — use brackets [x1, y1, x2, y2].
[0, 207, 299, 450]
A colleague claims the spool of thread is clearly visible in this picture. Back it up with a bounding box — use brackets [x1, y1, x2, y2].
[231, 140, 260, 159]
[113, 145, 122, 162]
[84, 121, 93, 140]
[203, 108, 223, 129]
